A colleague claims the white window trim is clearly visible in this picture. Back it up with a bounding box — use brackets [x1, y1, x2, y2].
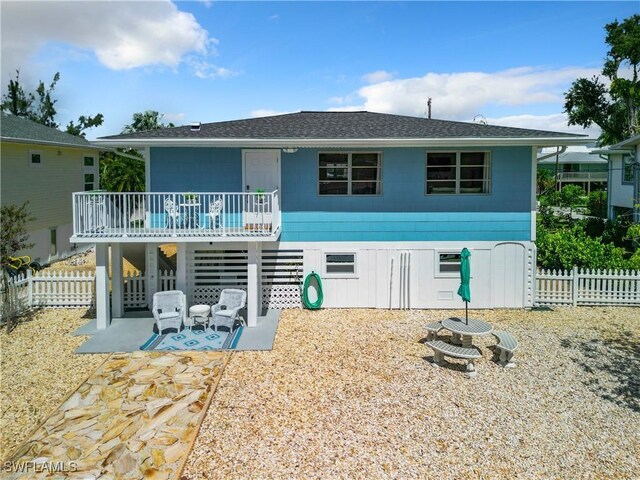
[425, 150, 492, 195]
[323, 251, 358, 278]
[434, 250, 463, 278]
[83, 153, 98, 191]
[318, 151, 383, 196]
[622, 155, 634, 185]
[29, 149, 43, 168]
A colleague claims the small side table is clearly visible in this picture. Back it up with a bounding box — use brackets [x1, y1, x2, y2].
[188, 304, 210, 331]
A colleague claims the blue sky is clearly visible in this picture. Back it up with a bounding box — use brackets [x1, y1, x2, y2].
[1, 1, 637, 139]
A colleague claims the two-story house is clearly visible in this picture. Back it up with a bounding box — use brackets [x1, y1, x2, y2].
[1, 114, 101, 263]
[83, 111, 589, 329]
[594, 133, 640, 221]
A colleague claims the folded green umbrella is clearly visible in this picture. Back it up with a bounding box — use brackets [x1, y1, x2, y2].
[457, 248, 471, 323]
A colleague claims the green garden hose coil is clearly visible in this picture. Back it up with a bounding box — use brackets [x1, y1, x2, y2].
[302, 271, 323, 309]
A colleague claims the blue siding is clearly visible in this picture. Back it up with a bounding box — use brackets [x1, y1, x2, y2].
[150, 146, 533, 242]
[151, 147, 242, 192]
[279, 212, 531, 241]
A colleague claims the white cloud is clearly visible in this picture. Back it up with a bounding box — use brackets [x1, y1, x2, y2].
[335, 66, 600, 120]
[163, 112, 186, 124]
[486, 113, 601, 138]
[362, 70, 395, 84]
[327, 105, 367, 112]
[186, 58, 239, 79]
[0, 1, 228, 76]
[249, 109, 293, 118]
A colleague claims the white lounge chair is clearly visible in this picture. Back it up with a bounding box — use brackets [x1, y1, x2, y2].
[209, 198, 223, 230]
[152, 290, 186, 333]
[164, 198, 181, 228]
[210, 289, 247, 332]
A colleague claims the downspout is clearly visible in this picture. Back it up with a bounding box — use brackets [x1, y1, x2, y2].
[536, 146, 567, 192]
[536, 146, 567, 162]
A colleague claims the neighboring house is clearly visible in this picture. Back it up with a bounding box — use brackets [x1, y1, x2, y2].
[593, 134, 640, 222]
[537, 149, 607, 193]
[83, 111, 589, 329]
[1, 114, 101, 263]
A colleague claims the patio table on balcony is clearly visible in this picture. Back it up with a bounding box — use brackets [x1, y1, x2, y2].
[179, 202, 201, 229]
[441, 317, 493, 348]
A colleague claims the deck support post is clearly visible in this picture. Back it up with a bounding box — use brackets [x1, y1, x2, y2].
[247, 241, 261, 327]
[111, 243, 124, 318]
[146, 243, 158, 310]
[95, 243, 111, 329]
[176, 243, 187, 294]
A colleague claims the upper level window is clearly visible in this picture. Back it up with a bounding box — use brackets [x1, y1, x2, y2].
[29, 150, 43, 167]
[622, 156, 634, 184]
[319, 152, 381, 195]
[426, 151, 491, 195]
[83, 154, 97, 191]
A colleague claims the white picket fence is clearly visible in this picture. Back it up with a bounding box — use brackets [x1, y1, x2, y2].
[1, 271, 95, 319]
[4, 266, 638, 320]
[536, 267, 640, 306]
[1, 269, 177, 319]
[123, 270, 176, 309]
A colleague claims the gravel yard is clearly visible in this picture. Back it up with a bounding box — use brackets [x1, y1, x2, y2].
[185, 307, 639, 479]
[0, 309, 108, 460]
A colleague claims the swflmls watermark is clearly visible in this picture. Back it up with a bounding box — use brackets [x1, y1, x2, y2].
[2, 461, 78, 473]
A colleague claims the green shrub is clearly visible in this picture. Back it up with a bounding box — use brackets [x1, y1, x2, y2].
[536, 224, 630, 271]
[586, 190, 607, 218]
[579, 217, 606, 238]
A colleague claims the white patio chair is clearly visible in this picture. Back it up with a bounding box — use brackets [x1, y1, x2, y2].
[164, 198, 181, 228]
[210, 289, 247, 332]
[209, 199, 223, 230]
[152, 290, 186, 333]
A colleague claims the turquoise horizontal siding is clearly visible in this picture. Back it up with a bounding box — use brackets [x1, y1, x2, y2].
[150, 147, 242, 192]
[149, 145, 533, 242]
[280, 212, 531, 241]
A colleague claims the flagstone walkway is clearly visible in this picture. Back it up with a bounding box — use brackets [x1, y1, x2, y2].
[3, 351, 229, 480]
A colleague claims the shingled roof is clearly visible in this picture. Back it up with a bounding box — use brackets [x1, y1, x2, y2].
[1, 113, 93, 148]
[100, 111, 584, 141]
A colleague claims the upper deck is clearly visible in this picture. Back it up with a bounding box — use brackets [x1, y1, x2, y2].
[71, 190, 281, 243]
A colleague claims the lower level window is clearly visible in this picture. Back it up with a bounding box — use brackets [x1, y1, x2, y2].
[438, 252, 461, 275]
[324, 252, 356, 276]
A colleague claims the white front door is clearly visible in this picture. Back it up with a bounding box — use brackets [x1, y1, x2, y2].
[243, 150, 280, 227]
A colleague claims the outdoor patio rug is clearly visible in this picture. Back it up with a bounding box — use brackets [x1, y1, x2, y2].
[140, 326, 243, 351]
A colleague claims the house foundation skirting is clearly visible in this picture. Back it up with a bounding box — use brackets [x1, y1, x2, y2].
[96, 240, 535, 330]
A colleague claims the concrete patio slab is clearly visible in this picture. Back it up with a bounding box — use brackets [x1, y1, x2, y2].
[74, 309, 281, 353]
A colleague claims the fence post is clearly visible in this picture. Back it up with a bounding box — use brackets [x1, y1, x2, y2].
[27, 269, 33, 307]
[572, 266, 579, 306]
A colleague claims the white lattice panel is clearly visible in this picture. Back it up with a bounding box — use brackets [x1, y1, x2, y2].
[262, 285, 302, 309]
[189, 286, 245, 306]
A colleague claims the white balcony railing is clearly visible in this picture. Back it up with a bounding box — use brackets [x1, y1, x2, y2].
[556, 172, 608, 181]
[72, 191, 281, 240]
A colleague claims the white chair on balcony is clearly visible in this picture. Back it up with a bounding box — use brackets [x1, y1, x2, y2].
[209, 198, 223, 231]
[152, 290, 186, 333]
[164, 198, 181, 228]
[210, 289, 247, 332]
